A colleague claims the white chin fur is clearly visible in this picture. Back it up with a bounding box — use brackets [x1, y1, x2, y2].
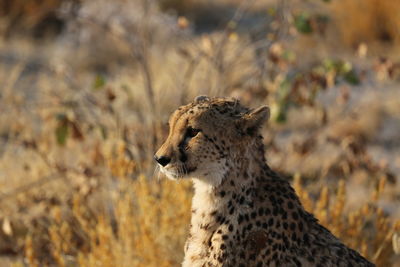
[160, 160, 227, 187]
[159, 167, 185, 180]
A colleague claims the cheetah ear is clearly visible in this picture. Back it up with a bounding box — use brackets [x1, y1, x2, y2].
[194, 95, 210, 103]
[239, 106, 270, 135]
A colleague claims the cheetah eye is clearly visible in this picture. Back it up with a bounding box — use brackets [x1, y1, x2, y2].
[186, 127, 201, 138]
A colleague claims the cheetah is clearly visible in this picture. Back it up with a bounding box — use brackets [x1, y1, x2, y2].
[154, 96, 374, 267]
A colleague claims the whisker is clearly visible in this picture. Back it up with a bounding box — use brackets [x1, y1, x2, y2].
[184, 164, 190, 177]
[156, 165, 162, 181]
[153, 164, 159, 179]
[179, 164, 184, 178]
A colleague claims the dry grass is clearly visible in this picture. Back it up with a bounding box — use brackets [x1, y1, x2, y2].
[16, 168, 399, 266]
[0, 0, 70, 37]
[24, 176, 192, 267]
[330, 0, 400, 47]
[294, 175, 400, 266]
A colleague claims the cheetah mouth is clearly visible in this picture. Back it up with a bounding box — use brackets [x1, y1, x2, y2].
[185, 166, 197, 174]
[160, 164, 197, 179]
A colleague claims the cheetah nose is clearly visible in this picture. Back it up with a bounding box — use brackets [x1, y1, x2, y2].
[154, 155, 171, 167]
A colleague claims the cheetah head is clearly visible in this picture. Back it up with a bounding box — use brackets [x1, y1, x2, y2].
[154, 96, 270, 186]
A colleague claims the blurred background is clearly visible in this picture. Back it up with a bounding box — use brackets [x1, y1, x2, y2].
[0, 0, 399, 266]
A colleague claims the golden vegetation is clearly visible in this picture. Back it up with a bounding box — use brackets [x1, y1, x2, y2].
[26, 176, 192, 267]
[294, 175, 400, 266]
[330, 0, 400, 47]
[18, 164, 399, 266]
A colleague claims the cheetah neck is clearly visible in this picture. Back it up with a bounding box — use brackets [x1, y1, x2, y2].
[191, 143, 266, 219]
[183, 139, 326, 267]
[184, 145, 271, 265]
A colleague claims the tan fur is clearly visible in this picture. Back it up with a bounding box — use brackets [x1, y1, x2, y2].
[155, 97, 374, 267]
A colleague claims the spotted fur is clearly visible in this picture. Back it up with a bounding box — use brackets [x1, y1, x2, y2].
[155, 97, 374, 267]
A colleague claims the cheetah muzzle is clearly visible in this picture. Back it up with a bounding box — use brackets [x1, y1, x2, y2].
[155, 96, 375, 267]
